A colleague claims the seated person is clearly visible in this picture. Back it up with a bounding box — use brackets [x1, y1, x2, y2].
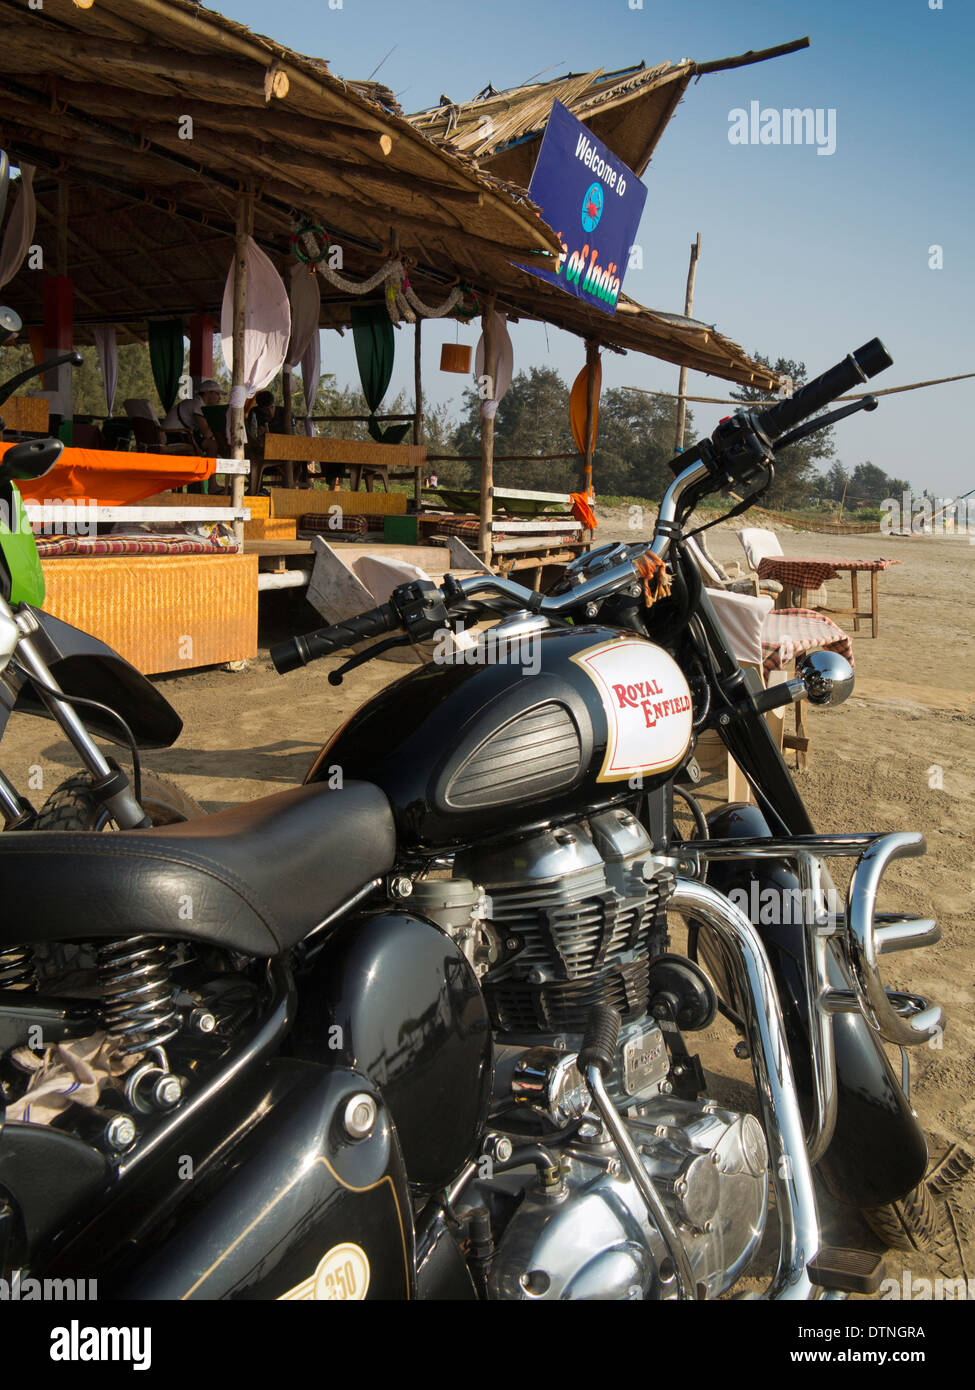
[245, 390, 276, 453]
[162, 379, 224, 455]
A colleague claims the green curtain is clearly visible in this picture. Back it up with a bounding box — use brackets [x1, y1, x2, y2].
[148, 319, 184, 415]
[350, 305, 411, 444]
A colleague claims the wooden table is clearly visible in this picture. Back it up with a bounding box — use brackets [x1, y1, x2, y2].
[757, 556, 899, 638]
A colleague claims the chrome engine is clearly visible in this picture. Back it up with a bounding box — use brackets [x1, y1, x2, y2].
[469, 1100, 768, 1300]
[415, 807, 771, 1298]
[454, 807, 676, 1108]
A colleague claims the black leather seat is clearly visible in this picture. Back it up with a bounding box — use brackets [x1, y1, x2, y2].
[0, 781, 396, 957]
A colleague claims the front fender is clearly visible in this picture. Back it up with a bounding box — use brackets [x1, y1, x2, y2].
[0, 608, 182, 749]
[697, 803, 928, 1208]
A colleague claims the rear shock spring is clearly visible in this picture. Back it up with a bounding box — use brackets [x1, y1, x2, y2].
[97, 937, 179, 1054]
[0, 944, 38, 991]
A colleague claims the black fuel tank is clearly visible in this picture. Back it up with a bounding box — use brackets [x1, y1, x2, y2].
[307, 626, 693, 849]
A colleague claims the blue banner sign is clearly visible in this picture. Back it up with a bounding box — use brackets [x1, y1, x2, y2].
[520, 100, 648, 315]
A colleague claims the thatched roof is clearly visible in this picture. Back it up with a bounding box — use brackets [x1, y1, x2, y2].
[409, 41, 810, 186]
[0, 1, 791, 388]
[0, 0, 559, 309]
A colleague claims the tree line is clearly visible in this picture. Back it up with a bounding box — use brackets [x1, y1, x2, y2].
[3, 342, 911, 511]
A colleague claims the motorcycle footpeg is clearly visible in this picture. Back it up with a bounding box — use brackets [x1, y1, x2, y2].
[807, 1245, 886, 1296]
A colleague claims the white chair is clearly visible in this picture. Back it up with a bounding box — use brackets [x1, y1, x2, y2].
[352, 554, 431, 605]
[690, 534, 778, 597]
[697, 588, 788, 804]
[736, 527, 827, 606]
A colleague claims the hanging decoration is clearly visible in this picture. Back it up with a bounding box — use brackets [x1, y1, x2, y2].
[220, 237, 291, 408]
[474, 311, 513, 421]
[286, 262, 320, 371]
[290, 221, 463, 326]
[440, 343, 472, 373]
[286, 262, 322, 434]
[92, 325, 118, 415]
[570, 356, 602, 456]
[351, 305, 411, 445]
[147, 319, 184, 415]
[0, 162, 36, 292]
[299, 330, 321, 438]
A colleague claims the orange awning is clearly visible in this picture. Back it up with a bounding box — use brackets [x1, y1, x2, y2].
[1, 445, 216, 506]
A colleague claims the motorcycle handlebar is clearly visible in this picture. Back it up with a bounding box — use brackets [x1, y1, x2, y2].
[270, 603, 399, 673]
[757, 338, 893, 443]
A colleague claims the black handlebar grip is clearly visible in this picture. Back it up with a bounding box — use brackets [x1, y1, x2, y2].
[757, 338, 893, 443]
[270, 603, 398, 674]
[578, 1003, 622, 1079]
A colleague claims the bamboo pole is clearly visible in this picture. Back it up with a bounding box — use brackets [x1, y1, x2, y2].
[413, 317, 424, 505]
[413, 318, 423, 445]
[582, 338, 599, 498]
[478, 297, 498, 565]
[230, 193, 254, 543]
[673, 233, 701, 453]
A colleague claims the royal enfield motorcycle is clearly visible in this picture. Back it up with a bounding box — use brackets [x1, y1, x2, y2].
[0, 337, 943, 1301]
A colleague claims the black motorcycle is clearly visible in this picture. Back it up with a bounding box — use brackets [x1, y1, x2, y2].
[0, 339, 942, 1300]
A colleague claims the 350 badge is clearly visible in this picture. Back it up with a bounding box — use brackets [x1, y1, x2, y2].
[277, 1243, 371, 1301]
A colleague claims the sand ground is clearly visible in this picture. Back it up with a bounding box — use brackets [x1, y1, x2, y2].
[5, 514, 973, 1294]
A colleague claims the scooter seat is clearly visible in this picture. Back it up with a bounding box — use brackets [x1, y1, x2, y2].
[0, 781, 396, 957]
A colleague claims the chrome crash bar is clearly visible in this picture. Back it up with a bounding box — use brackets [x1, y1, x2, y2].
[669, 877, 820, 1300]
[677, 832, 941, 1167]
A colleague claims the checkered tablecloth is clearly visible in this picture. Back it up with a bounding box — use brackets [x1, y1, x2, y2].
[761, 607, 854, 674]
[756, 556, 899, 591]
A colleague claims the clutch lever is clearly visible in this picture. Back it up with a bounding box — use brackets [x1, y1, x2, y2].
[771, 395, 878, 453]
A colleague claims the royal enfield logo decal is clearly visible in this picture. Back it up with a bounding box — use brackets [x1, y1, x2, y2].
[277, 1243, 371, 1301]
[571, 638, 693, 782]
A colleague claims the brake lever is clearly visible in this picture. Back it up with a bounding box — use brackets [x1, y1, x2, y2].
[327, 634, 411, 685]
[772, 395, 878, 453]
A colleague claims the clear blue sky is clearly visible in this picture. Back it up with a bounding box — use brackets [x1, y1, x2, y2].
[219, 0, 973, 495]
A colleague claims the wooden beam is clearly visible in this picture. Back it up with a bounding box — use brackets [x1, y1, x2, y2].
[413, 318, 423, 447]
[582, 338, 598, 497]
[230, 193, 254, 542]
[46, 84, 397, 155]
[694, 37, 810, 75]
[478, 297, 498, 564]
[674, 233, 701, 453]
[33, 38, 285, 97]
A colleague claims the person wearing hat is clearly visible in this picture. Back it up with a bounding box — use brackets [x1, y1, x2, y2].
[162, 379, 224, 454]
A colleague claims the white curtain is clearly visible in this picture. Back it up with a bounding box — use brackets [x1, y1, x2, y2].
[220, 237, 291, 408]
[299, 331, 321, 436]
[474, 310, 514, 420]
[0, 163, 36, 291]
[92, 325, 118, 415]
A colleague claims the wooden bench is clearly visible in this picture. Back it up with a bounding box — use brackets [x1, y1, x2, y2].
[262, 435, 425, 500]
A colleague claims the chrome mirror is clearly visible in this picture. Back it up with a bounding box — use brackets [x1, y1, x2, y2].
[797, 649, 854, 707]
